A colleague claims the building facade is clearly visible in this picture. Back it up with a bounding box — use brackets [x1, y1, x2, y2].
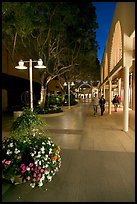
[100, 2, 135, 131]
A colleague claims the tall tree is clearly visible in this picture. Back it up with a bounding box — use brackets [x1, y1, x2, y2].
[2, 2, 100, 107]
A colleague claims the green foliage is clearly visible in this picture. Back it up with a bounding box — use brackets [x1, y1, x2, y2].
[2, 107, 62, 188]
[2, 2, 100, 82]
[10, 108, 46, 139]
[2, 134, 61, 188]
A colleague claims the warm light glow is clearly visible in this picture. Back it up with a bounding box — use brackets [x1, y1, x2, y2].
[15, 60, 27, 69]
[63, 82, 67, 86]
[71, 82, 75, 86]
[34, 59, 46, 68]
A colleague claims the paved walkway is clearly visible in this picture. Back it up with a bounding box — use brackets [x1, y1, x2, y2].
[2, 102, 135, 202]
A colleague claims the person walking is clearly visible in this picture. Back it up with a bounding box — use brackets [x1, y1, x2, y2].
[112, 95, 118, 112]
[117, 95, 121, 107]
[92, 93, 99, 116]
[99, 95, 106, 116]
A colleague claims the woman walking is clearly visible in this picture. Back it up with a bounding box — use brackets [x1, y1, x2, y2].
[99, 95, 106, 116]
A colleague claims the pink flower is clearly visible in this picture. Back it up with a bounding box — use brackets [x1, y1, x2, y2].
[27, 176, 31, 181]
[38, 174, 41, 177]
[40, 169, 44, 173]
[21, 170, 26, 174]
[2, 159, 6, 164]
[37, 177, 40, 181]
[5, 160, 11, 165]
[44, 170, 49, 174]
[20, 163, 25, 168]
[33, 178, 37, 182]
[29, 163, 33, 167]
[38, 166, 41, 170]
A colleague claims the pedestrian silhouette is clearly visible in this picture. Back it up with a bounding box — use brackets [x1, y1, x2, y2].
[92, 93, 99, 116]
[99, 95, 106, 116]
[112, 95, 118, 112]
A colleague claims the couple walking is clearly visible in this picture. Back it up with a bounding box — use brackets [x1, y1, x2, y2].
[92, 94, 105, 116]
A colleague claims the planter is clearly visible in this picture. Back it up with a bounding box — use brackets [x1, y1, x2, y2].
[13, 175, 23, 184]
[13, 111, 23, 118]
[3, 175, 23, 185]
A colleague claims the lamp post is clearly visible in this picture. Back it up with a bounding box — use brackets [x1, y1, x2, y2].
[64, 81, 75, 109]
[15, 59, 46, 112]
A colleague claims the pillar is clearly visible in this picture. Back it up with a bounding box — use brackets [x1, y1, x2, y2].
[108, 78, 112, 115]
[103, 85, 105, 98]
[123, 66, 129, 132]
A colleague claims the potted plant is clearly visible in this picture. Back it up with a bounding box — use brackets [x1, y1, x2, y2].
[2, 108, 61, 188]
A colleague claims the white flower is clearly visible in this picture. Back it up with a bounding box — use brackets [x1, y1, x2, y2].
[38, 181, 43, 187]
[33, 132, 36, 136]
[36, 154, 41, 158]
[47, 141, 51, 145]
[30, 183, 35, 188]
[40, 146, 45, 153]
[31, 153, 35, 157]
[10, 177, 14, 183]
[42, 142, 45, 145]
[41, 175, 45, 181]
[44, 155, 48, 161]
[49, 148, 52, 154]
[7, 149, 12, 155]
[34, 160, 39, 165]
[47, 175, 52, 182]
[14, 148, 20, 154]
[26, 167, 30, 171]
[39, 160, 41, 165]
[9, 143, 13, 147]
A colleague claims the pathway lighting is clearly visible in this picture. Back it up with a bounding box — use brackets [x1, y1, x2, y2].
[63, 81, 75, 109]
[15, 59, 46, 112]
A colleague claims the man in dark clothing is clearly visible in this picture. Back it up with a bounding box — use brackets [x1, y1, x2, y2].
[99, 95, 106, 116]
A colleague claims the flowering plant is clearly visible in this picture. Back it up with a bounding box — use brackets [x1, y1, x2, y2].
[2, 108, 61, 188]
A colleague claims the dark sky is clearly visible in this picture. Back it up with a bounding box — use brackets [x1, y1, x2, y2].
[92, 2, 116, 63]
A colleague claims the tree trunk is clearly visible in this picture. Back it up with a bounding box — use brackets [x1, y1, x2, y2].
[39, 85, 47, 109]
[39, 76, 52, 109]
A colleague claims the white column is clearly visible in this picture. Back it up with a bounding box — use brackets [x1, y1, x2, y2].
[123, 66, 129, 132]
[103, 85, 105, 98]
[68, 81, 70, 109]
[29, 59, 33, 112]
[108, 78, 112, 115]
[118, 78, 121, 96]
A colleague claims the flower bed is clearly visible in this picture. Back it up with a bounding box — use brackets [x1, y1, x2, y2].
[2, 108, 61, 188]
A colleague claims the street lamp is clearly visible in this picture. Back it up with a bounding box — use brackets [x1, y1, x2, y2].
[15, 59, 46, 112]
[64, 81, 75, 109]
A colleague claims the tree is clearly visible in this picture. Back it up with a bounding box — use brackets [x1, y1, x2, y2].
[2, 2, 100, 108]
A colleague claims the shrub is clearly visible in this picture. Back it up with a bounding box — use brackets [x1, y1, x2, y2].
[2, 108, 61, 188]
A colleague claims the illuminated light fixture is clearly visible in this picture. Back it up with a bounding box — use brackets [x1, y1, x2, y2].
[71, 81, 75, 86]
[34, 59, 46, 68]
[15, 60, 27, 69]
[63, 82, 67, 86]
[15, 59, 46, 111]
[63, 81, 75, 109]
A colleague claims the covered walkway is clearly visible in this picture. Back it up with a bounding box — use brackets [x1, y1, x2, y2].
[2, 101, 135, 202]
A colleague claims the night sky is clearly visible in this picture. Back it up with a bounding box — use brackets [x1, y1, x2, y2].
[93, 2, 116, 63]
